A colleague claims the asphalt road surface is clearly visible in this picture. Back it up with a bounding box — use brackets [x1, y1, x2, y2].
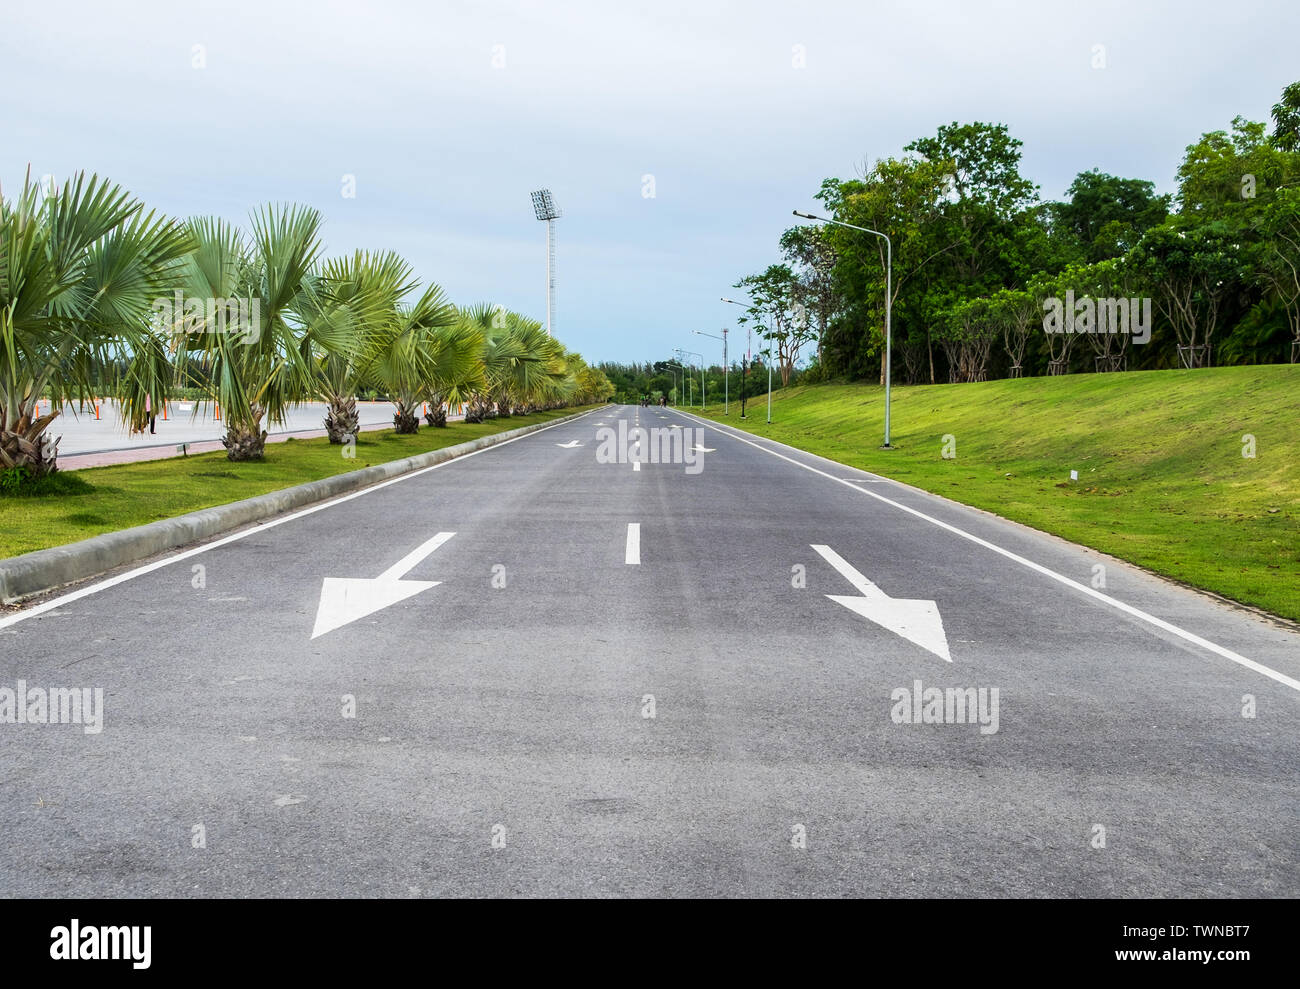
[2, 405, 1297, 897]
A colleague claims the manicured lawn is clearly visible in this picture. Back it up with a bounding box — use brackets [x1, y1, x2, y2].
[694, 367, 1300, 622]
[0, 407, 600, 559]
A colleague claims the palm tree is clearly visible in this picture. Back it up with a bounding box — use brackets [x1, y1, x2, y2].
[172, 205, 324, 460]
[459, 305, 570, 420]
[361, 282, 459, 433]
[301, 250, 417, 442]
[421, 317, 486, 426]
[0, 170, 192, 478]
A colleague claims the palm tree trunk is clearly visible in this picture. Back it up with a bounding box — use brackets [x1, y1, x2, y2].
[324, 395, 359, 444]
[0, 405, 61, 477]
[223, 404, 268, 461]
[393, 402, 420, 434]
[464, 395, 495, 423]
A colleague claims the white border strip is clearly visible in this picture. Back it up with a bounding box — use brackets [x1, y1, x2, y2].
[670, 409, 1300, 695]
[0, 409, 602, 631]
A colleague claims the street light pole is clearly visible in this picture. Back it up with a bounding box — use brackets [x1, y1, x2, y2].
[673, 350, 695, 406]
[692, 329, 727, 415]
[763, 317, 773, 424]
[666, 359, 685, 407]
[681, 349, 705, 411]
[721, 296, 762, 422]
[793, 210, 893, 448]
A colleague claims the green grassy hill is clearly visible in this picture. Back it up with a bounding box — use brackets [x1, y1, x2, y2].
[695, 366, 1300, 622]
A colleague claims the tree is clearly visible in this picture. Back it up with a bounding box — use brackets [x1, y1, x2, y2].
[1064, 258, 1138, 371]
[1271, 80, 1300, 152]
[937, 296, 996, 382]
[1130, 219, 1248, 367]
[572, 359, 615, 405]
[173, 205, 325, 460]
[815, 157, 958, 383]
[1176, 116, 1299, 222]
[1257, 187, 1300, 359]
[989, 288, 1037, 376]
[422, 318, 488, 424]
[815, 123, 1038, 385]
[302, 249, 417, 442]
[1029, 271, 1075, 373]
[460, 306, 569, 419]
[362, 282, 459, 432]
[1050, 170, 1170, 263]
[904, 121, 1039, 290]
[1, 171, 191, 477]
[779, 224, 839, 364]
[733, 264, 812, 386]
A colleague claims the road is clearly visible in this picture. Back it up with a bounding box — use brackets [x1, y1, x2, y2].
[2, 404, 1297, 897]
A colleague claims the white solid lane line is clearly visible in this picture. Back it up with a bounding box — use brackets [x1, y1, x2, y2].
[0, 408, 609, 630]
[670, 409, 1300, 696]
[625, 523, 641, 565]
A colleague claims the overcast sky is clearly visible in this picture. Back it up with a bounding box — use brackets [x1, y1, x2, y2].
[3, 0, 1296, 364]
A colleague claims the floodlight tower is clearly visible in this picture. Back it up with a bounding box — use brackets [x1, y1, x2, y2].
[530, 189, 562, 336]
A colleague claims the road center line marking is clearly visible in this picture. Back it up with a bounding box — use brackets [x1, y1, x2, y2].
[669, 410, 1300, 695]
[625, 523, 641, 565]
[0, 408, 610, 630]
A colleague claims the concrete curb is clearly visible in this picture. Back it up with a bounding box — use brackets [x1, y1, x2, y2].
[0, 406, 606, 604]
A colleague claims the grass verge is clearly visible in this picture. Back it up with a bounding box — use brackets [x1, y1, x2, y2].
[692, 366, 1300, 622]
[0, 407, 599, 559]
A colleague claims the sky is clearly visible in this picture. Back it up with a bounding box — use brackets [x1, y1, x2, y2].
[3, 0, 1297, 365]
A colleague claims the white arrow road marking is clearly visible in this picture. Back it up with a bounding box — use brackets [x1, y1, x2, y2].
[311, 531, 455, 639]
[694, 443, 715, 453]
[556, 440, 582, 448]
[632, 461, 641, 471]
[626, 523, 641, 565]
[668, 423, 681, 429]
[812, 543, 952, 662]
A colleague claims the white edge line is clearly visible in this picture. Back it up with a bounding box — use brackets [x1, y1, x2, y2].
[669, 409, 1300, 695]
[0, 409, 605, 630]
